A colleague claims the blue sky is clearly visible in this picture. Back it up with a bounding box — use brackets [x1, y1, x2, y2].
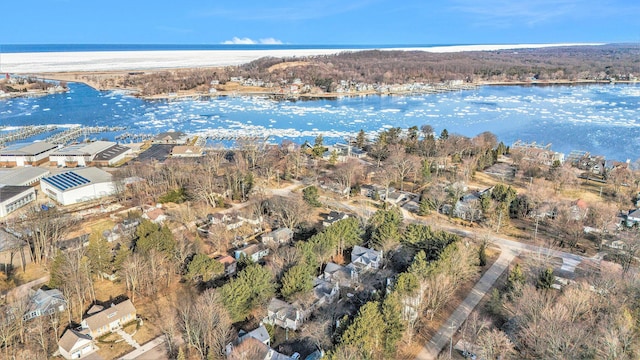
[2, 0, 639, 44]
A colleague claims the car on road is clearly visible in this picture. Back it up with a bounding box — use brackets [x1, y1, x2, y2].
[461, 350, 477, 360]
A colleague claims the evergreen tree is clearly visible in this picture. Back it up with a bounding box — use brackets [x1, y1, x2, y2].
[440, 128, 449, 140]
[302, 185, 321, 207]
[220, 264, 275, 322]
[187, 253, 224, 282]
[382, 293, 405, 355]
[135, 219, 176, 255]
[312, 135, 326, 158]
[281, 263, 314, 300]
[507, 263, 526, 296]
[418, 195, 432, 216]
[86, 232, 112, 277]
[356, 129, 366, 148]
[536, 267, 555, 290]
[339, 301, 386, 357]
[478, 242, 488, 267]
[329, 150, 339, 165]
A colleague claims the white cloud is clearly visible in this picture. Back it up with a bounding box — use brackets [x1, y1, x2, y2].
[221, 37, 283, 45]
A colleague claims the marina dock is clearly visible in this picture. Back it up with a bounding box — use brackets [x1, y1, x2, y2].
[0, 125, 57, 147]
[44, 126, 126, 144]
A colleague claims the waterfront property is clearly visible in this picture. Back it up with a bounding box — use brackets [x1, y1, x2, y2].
[0, 166, 50, 186]
[49, 141, 131, 167]
[0, 141, 58, 167]
[40, 167, 116, 206]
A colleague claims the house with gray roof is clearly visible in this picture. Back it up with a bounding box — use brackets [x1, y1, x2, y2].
[23, 288, 67, 321]
[58, 329, 96, 360]
[0, 141, 58, 167]
[351, 245, 383, 271]
[261, 228, 294, 245]
[49, 141, 130, 167]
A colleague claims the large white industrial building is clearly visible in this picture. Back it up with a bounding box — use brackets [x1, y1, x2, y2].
[40, 167, 116, 206]
[49, 141, 131, 167]
[0, 142, 58, 167]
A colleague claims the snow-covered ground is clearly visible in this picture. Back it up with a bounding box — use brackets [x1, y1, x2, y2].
[1, 43, 603, 73]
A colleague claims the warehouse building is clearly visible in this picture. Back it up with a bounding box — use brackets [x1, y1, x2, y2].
[41, 167, 116, 206]
[0, 167, 50, 186]
[0, 142, 58, 167]
[49, 141, 131, 167]
[0, 185, 36, 217]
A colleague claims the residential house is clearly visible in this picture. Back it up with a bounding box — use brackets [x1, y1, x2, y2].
[312, 279, 340, 307]
[351, 245, 382, 271]
[142, 205, 167, 224]
[238, 324, 271, 347]
[626, 208, 640, 227]
[261, 228, 294, 245]
[229, 337, 295, 360]
[58, 329, 96, 360]
[453, 192, 483, 221]
[570, 199, 589, 220]
[360, 184, 387, 200]
[215, 255, 237, 276]
[234, 243, 269, 263]
[23, 288, 66, 321]
[322, 211, 348, 227]
[263, 298, 308, 331]
[323, 262, 359, 287]
[385, 191, 408, 206]
[511, 141, 564, 166]
[80, 299, 136, 339]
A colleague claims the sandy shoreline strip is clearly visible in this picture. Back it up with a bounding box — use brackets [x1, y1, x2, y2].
[0, 43, 603, 74]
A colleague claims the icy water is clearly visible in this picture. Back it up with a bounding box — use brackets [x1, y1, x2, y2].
[1, 82, 639, 161]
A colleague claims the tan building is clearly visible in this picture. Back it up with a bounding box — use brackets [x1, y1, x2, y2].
[80, 299, 136, 339]
[171, 145, 204, 158]
[58, 329, 96, 360]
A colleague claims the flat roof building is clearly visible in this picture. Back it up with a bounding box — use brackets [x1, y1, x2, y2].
[0, 185, 36, 217]
[41, 167, 116, 206]
[0, 167, 50, 186]
[0, 142, 58, 167]
[49, 141, 131, 167]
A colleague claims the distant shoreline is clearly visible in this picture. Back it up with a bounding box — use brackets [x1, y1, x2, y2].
[0, 43, 605, 74]
[33, 72, 635, 102]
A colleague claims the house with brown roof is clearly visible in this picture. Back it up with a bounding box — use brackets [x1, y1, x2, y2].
[58, 329, 96, 360]
[215, 255, 237, 276]
[80, 299, 136, 339]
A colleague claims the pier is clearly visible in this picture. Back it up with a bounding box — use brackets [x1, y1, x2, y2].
[114, 132, 154, 142]
[0, 125, 57, 147]
[44, 126, 126, 144]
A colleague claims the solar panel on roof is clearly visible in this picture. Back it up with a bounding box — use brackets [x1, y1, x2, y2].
[42, 171, 91, 191]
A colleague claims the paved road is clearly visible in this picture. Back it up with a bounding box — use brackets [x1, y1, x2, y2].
[415, 248, 518, 360]
[118, 335, 166, 360]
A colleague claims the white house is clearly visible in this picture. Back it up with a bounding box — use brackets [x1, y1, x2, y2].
[351, 245, 383, 271]
[40, 167, 116, 206]
[58, 329, 96, 360]
[0, 142, 58, 167]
